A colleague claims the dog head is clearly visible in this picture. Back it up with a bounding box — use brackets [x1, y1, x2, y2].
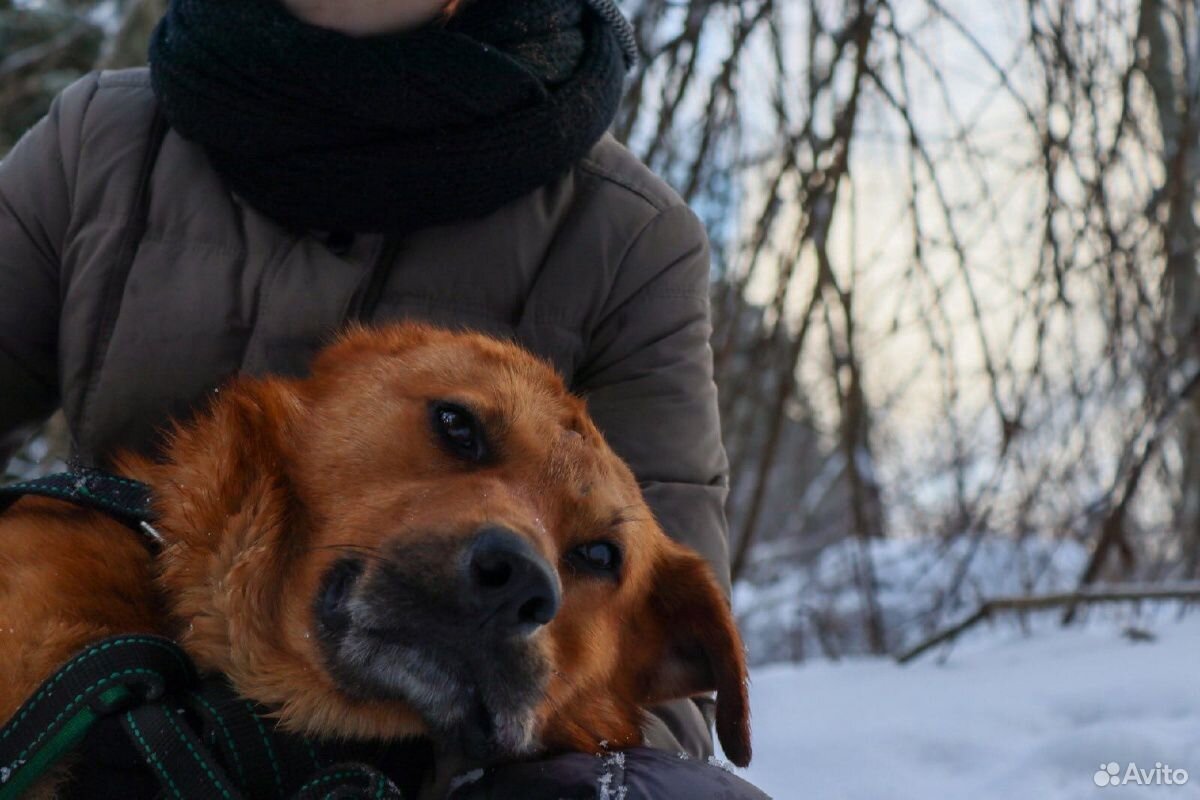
[147, 323, 750, 766]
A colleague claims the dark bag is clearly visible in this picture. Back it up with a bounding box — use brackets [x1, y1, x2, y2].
[448, 748, 774, 800]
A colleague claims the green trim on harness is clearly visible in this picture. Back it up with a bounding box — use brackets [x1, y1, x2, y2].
[0, 685, 132, 800]
[0, 636, 195, 798]
[0, 636, 408, 799]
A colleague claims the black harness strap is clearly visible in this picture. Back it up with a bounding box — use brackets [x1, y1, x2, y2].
[185, 681, 324, 800]
[0, 468, 161, 547]
[290, 763, 405, 800]
[0, 636, 196, 799]
[121, 702, 245, 800]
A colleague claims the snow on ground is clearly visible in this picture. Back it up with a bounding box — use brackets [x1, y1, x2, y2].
[730, 615, 1200, 799]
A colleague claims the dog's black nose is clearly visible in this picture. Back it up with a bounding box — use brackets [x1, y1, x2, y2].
[463, 528, 561, 636]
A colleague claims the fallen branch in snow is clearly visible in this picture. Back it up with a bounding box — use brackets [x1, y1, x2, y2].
[895, 582, 1200, 664]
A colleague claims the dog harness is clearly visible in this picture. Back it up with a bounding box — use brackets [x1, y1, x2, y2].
[0, 470, 415, 799]
[0, 467, 163, 547]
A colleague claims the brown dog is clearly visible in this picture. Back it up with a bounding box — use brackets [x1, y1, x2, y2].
[0, 323, 749, 790]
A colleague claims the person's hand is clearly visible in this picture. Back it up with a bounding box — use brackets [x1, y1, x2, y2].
[446, 748, 772, 800]
[279, 0, 451, 36]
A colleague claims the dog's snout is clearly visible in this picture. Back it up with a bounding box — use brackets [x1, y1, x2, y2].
[464, 528, 560, 636]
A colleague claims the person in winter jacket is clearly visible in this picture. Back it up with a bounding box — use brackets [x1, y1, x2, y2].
[0, 0, 767, 797]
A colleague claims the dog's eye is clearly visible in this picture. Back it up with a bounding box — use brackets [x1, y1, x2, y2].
[567, 541, 622, 578]
[432, 402, 486, 462]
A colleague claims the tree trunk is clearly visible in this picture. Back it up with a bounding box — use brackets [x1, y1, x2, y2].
[1140, 0, 1200, 580]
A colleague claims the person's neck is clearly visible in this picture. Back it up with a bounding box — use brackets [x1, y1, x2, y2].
[278, 0, 450, 36]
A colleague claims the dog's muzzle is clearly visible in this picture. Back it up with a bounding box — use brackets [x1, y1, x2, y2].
[314, 527, 561, 758]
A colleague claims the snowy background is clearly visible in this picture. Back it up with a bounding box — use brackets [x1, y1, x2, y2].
[730, 544, 1200, 799]
[736, 614, 1199, 799]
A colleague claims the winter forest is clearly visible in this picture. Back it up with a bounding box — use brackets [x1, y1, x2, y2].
[4, 0, 1200, 796]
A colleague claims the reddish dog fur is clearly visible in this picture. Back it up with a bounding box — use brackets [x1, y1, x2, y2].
[0, 324, 750, 787]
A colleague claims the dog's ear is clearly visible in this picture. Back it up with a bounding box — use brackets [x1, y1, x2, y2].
[636, 544, 751, 767]
[152, 375, 310, 680]
[155, 376, 308, 546]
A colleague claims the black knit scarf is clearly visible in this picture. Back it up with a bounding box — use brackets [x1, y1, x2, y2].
[149, 0, 626, 234]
